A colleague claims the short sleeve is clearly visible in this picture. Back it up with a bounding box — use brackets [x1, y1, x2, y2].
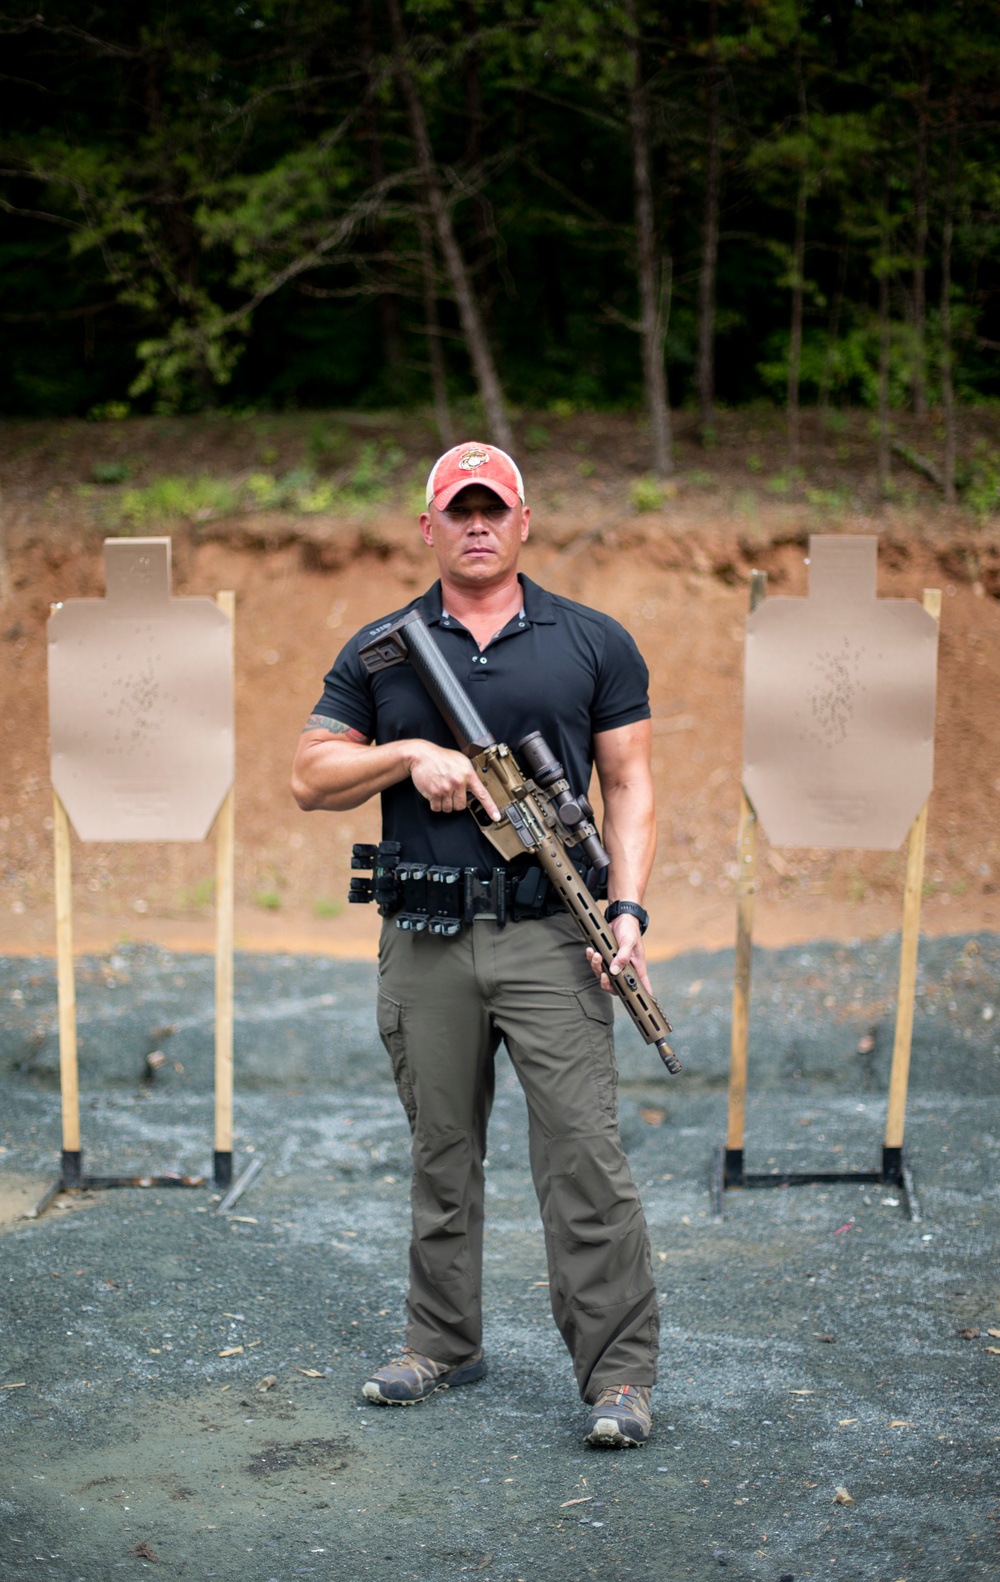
[590, 619, 651, 733]
[312, 638, 376, 740]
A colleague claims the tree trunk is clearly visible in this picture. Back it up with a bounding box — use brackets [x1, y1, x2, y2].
[143, 47, 215, 403]
[787, 178, 807, 475]
[417, 209, 454, 448]
[877, 173, 892, 495]
[787, 38, 808, 478]
[940, 114, 957, 505]
[626, 0, 672, 476]
[385, 0, 512, 452]
[911, 78, 929, 416]
[696, 0, 721, 440]
[462, 0, 485, 167]
[817, 243, 848, 423]
[359, 0, 406, 380]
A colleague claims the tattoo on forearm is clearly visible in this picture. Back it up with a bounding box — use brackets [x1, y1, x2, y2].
[302, 713, 370, 743]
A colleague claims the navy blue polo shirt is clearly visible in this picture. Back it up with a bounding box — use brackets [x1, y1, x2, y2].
[313, 575, 650, 871]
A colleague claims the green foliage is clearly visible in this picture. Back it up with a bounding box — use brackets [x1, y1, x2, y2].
[629, 475, 667, 512]
[959, 443, 1000, 519]
[312, 897, 343, 919]
[805, 485, 853, 512]
[119, 475, 239, 526]
[343, 442, 406, 504]
[1, 0, 999, 419]
[523, 424, 551, 452]
[88, 402, 131, 423]
[757, 318, 931, 411]
[175, 877, 216, 913]
[254, 887, 283, 912]
[90, 461, 130, 485]
[112, 439, 409, 525]
[308, 422, 350, 471]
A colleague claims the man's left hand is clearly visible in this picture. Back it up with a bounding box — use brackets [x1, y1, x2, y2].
[586, 914, 653, 996]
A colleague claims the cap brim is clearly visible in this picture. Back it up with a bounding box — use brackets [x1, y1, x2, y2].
[432, 477, 520, 510]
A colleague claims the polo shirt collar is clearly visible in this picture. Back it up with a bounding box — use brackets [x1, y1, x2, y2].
[416, 582, 446, 625]
[417, 575, 557, 629]
[518, 575, 558, 624]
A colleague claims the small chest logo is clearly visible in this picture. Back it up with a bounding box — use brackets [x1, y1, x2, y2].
[459, 448, 490, 471]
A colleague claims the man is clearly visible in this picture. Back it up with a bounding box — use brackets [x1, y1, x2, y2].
[291, 441, 659, 1447]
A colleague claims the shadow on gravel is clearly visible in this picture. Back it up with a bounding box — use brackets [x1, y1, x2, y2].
[1, 934, 998, 1581]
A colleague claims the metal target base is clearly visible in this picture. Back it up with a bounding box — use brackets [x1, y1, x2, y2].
[711, 1144, 921, 1224]
[27, 1150, 263, 1220]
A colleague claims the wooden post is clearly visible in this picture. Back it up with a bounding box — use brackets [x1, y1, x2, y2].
[726, 790, 758, 1160]
[52, 790, 82, 1185]
[883, 587, 941, 1178]
[213, 591, 236, 1189]
[723, 572, 767, 1183]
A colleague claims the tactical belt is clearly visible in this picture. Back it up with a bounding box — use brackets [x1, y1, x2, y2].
[348, 841, 567, 934]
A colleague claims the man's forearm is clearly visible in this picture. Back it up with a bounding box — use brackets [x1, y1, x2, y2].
[602, 778, 657, 903]
[292, 735, 415, 812]
[592, 720, 656, 904]
[292, 732, 501, 818]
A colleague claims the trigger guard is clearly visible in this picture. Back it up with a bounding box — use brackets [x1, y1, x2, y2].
[468, 795, 493, 829]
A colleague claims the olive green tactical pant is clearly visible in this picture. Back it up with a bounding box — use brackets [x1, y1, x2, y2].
[376, 913, 659, 1403]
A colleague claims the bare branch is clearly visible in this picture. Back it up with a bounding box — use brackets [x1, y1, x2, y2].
[522, 157, 616, 231]
[0, 195, 79, 229]
[602, 302, 642, 335]
[891, 440, 944, 491]
[0, 300, 116, 323]
[214, 173, 410, 334]
[0, 16, 139, 58]
[0, 72, 54, 92]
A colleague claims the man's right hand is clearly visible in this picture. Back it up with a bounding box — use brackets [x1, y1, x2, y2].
[407, 741, 501, 820]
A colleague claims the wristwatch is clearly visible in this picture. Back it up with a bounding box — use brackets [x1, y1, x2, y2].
[604, 899, 649, 935]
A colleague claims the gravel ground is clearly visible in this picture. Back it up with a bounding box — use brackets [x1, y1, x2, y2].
[1, 932, 998, 1582]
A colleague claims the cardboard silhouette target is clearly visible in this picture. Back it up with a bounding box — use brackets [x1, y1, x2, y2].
[39, 538, 245, 1215]
[742, 536, 938, 850]
[48, 538, 234, 840]
[714, 539, 942, 1222]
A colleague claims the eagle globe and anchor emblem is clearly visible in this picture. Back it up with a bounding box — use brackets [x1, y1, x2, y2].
[458, 447, 491, 471]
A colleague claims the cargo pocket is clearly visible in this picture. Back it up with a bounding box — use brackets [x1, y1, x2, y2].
[376, 991, 417, 1129]
[573, 982, 619, 1121]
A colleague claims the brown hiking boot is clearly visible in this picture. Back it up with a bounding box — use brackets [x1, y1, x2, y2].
[583, 1384, 652, 1447]
[361, 1347, 487, 1405]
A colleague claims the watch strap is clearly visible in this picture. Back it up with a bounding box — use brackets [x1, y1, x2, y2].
[604, 899, 648, 935]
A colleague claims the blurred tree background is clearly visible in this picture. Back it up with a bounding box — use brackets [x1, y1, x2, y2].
[1, 0, 998, 479]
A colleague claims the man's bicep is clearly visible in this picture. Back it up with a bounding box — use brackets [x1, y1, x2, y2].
[593, 719, 653, 787]
[301, 713, 371, 745]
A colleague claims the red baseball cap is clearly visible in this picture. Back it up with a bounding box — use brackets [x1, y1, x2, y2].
[425, 442, 525, 510]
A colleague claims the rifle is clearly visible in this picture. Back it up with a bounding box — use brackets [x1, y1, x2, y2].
[358, 609, 680, 1075]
